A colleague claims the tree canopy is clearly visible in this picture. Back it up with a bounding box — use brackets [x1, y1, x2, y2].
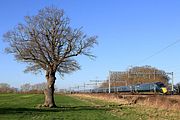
[100, 66, 170, 88]
[3, 7, 98, 76]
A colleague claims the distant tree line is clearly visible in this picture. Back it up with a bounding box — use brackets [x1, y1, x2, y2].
[20, 83, 46, 93]
[0, 83, 18, 93]
[0, 82, 58, 94]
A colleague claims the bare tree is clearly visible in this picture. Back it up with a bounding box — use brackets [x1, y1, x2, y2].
[20, 83, 31, 92]
[3, 7, 98, 107]
[0, 83, 11, 93]
[127, 66, 169, 85]
[0, 83, 18, 93]
[100, 66, 169, 88]
[0, 83, 10, 89]
[31, 82, 46, 91]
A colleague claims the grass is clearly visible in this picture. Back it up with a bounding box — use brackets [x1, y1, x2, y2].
[0, 93, 120, 120]
[0, 93, 180, 120]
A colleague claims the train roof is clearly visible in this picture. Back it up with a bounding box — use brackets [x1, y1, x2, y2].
[133, 81, 165, 86]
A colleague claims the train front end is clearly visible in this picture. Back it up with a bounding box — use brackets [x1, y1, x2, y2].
[155, 82, 167, 94]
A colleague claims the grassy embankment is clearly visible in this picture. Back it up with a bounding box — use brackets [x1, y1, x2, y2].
[0, 93, 180, 120]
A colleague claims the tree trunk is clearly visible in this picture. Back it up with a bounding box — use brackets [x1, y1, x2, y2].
[43, 71, 56, 108]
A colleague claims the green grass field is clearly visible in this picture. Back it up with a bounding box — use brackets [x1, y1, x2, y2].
[0, 94, 180, 120]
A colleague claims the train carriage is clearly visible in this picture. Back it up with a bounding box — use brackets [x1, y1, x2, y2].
[91, 82, 167, 94]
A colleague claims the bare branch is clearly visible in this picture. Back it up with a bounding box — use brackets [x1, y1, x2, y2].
[3, 6, 98, 76]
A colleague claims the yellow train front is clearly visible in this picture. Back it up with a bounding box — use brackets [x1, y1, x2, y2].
[154, 82, 167, 94]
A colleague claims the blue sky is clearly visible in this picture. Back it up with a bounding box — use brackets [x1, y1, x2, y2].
[1, 0, 180, 89]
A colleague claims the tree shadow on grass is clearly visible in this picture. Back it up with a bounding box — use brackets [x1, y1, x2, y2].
[0, 105, 119, 115]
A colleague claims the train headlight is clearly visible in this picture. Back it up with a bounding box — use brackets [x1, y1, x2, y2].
[161, 87, 167, 94]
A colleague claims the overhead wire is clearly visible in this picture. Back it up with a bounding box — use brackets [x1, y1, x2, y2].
[135, 39, 180, 65]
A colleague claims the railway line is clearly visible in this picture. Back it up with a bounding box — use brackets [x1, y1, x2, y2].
[71, 82, 168, 94]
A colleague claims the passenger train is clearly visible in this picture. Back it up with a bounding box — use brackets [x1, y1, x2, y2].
[91, 82, 167, 94]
